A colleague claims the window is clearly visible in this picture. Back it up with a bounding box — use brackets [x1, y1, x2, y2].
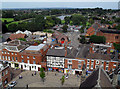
[22, 59, 24, 62]
[12, 57, 14, 61]
[16, 57, 17, 61]
[6, 70, 8, 74]
[68, 60, 72, 63]
[27, 60, 30, 64]
[78, 61, 81, 63]
[91, 64, 93, 69]
[15, 53, 17, 55]
[2, 51, 3, 54]
[78, 65, 81, 69]
[33, 61, 36, 64]
[8, 52, 9, 54]
[91, 60, 94, 63]
[11, 53, 13, 55]
[2, 72, 4, 76]
[5, 56, 7, 60]
[33, 56, 35, 59]
[87, 64, 89, 68]
[5, 52, 6, 54]
[87, 60, 90, 63]
[27, 56, 29, 59]
[8, 56, 10, 60]
[68, 64, 72, 69]
[2, 56, 4, 60]
[21, 56, 23, 58]
[96, 60, 99, 64]
[24, 65, 26, 68]
[95, 65, 99, 68]
[115, 36, 119, 39]
[106, 67, 108, 70]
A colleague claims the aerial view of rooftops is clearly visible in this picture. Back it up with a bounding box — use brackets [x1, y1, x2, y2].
[0, 0, 120, 89]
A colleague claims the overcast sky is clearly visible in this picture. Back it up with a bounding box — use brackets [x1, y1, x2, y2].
[2, 0, 120, 2]
[1, 0, 120, 9]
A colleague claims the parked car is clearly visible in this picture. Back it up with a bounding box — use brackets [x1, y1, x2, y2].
[8, 81, 17, 88]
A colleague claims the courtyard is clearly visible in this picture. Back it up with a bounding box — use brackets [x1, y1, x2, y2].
[8, 70, 81, 88]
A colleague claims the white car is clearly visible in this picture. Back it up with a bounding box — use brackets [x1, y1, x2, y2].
[8, 81, 17, 88]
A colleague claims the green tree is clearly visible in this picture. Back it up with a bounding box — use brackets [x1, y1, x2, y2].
[60, 75, 65, 86]
[18, 38, 26, 41]
[62, 25, 68, 33]
[89, 35, 106, 44]
[80, 36, 86, 44]
[113, 43, 120, 51]
[40, 68, 45, 84]
[64, 16, 70, 24]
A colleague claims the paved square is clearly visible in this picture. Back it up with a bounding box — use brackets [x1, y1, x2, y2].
[9, 70, 81, 88]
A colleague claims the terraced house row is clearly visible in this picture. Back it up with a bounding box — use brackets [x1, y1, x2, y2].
[0, 39, 120, 75]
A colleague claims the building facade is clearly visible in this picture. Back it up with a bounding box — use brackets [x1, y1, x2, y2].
[0, 61, 11, 87]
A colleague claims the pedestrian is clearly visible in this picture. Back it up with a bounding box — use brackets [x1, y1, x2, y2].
[55, 73, 57, 76]
[32, 73, 33, 76]
[34, 71, 36, 75]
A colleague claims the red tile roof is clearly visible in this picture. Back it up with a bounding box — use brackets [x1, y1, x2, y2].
[9, 33, 26, 40]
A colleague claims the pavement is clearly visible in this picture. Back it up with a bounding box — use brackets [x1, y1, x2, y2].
[8, 71, 81, 88]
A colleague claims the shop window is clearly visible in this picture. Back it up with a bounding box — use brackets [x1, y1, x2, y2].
[33, 56, 35, 59]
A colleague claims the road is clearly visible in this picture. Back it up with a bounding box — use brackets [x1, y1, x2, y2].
[65, 32, 80, 48]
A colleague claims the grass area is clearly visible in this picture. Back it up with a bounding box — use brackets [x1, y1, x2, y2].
[0, 18, 14, 22]
[86, 22, 91, 26]
[43, 29, 54, 33]
[61, 20, 65, 24]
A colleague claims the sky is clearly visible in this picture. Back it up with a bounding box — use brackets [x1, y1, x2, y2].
[2, 0, 120, 2]
[1, 0, 120, 9]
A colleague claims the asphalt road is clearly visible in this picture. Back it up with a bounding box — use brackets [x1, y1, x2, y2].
[65, 32, 80, 48]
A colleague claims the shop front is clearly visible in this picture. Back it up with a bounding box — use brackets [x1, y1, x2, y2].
[64, 69, 75, 74]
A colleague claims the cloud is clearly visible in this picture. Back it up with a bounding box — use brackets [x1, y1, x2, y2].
[2, 0, 119, 2]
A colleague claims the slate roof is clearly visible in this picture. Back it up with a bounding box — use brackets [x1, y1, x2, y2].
[86, 53, 111, 61]
[80, 68, 114, 89]
[99, 28, 120, 34]
[46, 48, 66, 57]
[65, 47, 78, 58]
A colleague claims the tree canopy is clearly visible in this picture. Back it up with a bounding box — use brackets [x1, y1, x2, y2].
[89, 35, 106, 44]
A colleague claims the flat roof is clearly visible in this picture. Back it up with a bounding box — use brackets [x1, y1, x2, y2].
[25, 44, 45, 51]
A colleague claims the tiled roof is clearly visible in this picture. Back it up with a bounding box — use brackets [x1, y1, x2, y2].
[9, 33, 26, 40]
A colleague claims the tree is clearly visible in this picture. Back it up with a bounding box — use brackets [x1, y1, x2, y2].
[113, 43, 120, 51]
[18, 38, 26, 41]
[60, 75, 65, 86]
[62, 25, 68, 33]
[39, 68, 45, 84]
[89, 35, 106, 44]
[64, 16, 70, 24]
[2, 23, 8, 33]
[80, 36, 86, 44]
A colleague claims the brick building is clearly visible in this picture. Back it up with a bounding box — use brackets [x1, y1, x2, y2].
[1, 40, 49, 71]
[0, 61, 11, 88]
[97, 28, 120, 43]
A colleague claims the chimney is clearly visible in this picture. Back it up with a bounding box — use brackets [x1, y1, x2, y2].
[65, 46, 67, 57]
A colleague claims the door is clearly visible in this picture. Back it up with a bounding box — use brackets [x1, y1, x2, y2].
[29, 66, 31, 71]
[21, 65, 23, 69]
[38, 67, 40, 71]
